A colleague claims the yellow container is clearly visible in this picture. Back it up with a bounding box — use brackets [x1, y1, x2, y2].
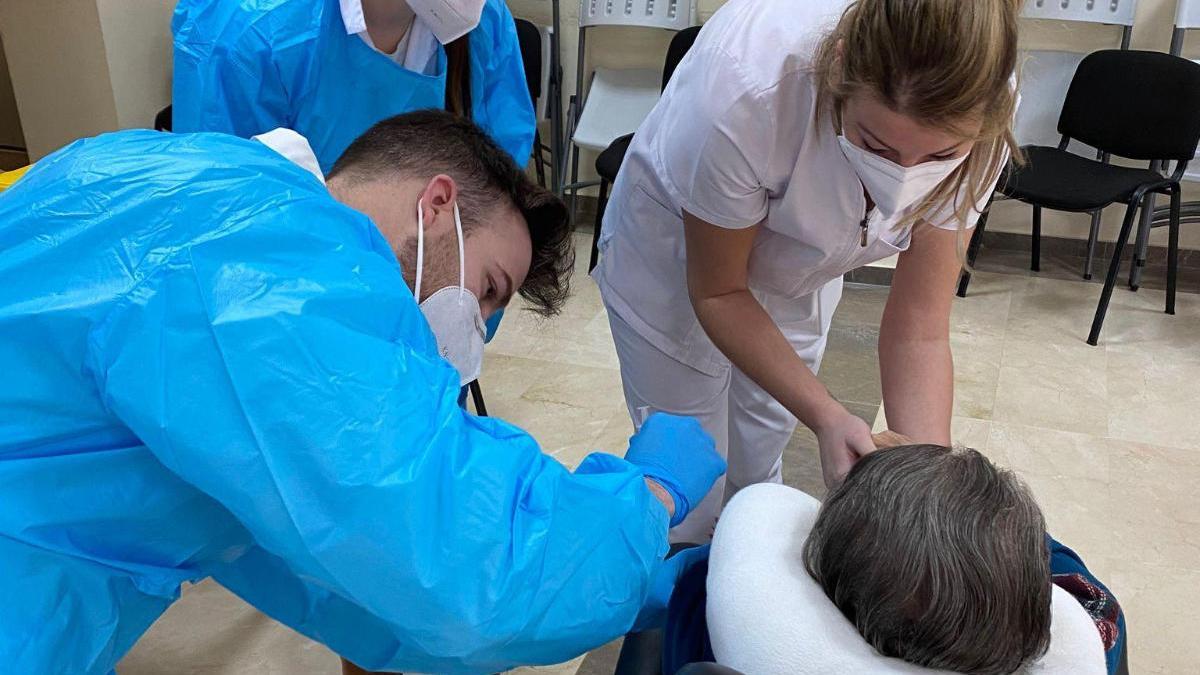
[0, 165, 31, 193]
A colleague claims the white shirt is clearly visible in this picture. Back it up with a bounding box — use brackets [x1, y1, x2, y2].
[339, 0, 440, 75]
[593, 0, 999, 376]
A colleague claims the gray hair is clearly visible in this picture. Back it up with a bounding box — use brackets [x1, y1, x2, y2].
[803, 445, 1051, 675]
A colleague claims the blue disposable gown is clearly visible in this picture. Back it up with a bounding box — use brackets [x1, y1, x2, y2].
[0, 131, 667, 674]
[171, 0, 536, 170]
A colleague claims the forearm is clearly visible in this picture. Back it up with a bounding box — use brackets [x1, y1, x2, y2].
[693, 290, 843, 430]
[878, 330, 953, 444]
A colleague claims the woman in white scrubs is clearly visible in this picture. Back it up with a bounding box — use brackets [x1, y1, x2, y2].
[594, 0, 1021, 542]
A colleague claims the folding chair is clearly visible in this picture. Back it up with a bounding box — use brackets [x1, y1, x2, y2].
[562, 0, 697, 223]
[589, 25, 700, 271]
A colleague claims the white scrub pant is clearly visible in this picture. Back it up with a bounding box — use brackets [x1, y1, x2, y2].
[606, 279, 843, 543]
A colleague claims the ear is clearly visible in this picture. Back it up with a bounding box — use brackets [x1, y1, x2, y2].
[418, 174, 460, 233]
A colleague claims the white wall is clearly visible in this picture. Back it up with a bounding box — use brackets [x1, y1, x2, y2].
[0, 0, 172, 160]
[508, 0, 1200, 249]
[0, 0, 120, 159]
[97, 0, 175, 129]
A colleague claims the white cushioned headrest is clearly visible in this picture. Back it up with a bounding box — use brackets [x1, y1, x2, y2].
[707, 483, 1106, 675]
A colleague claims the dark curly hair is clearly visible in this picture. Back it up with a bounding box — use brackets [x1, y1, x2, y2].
[328, 110, 573, 316]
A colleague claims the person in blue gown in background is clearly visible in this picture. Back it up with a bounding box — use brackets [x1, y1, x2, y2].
[172, 0, 535, 170]
[173, 0, 538, 394]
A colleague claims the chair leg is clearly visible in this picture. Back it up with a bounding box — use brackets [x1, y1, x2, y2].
[568, 142, 582, 223]
[469, 380, 488, 417]
[956, 207, 991, 298]
[1168, 187, 1180, 315]
[1084, 210, 1102, 281]
[533, 130, 546, 188]
[1031, 206, 1042, 272]
[1088, 201, 1140, 346]
[590, 179, 609, 272]
[1130, 190, 1156, 291]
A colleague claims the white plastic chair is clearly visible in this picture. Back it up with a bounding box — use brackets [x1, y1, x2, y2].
[1022, 0, 1138, 45]
[561, 0, 698, 213]
[1148, 0, 1200, 244]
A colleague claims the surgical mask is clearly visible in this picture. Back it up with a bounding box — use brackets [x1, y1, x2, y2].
[414, 200, 486, 386]
[837, 135, 968, 221]
[408, 0, 484, 44]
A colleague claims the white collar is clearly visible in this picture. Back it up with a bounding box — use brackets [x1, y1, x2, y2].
[252, 128, 326, 185]
[339, 0, 368, 35]
[338, 0, 439, 73]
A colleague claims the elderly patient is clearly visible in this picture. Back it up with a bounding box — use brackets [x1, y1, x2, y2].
[660, 445, 1125, 675]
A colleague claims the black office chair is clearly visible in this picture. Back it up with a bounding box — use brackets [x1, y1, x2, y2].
[958, 50, 1200, 345]
[589, 25, 702, 272]
[515, 18, 552, 188]
[155, 105, 173, 132]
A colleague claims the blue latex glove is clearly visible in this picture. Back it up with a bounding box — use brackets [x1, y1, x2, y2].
[625, 413, 725, 527]
[632, 544, 711, 632]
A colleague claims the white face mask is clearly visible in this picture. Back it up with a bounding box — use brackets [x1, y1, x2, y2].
[837, 135, 968, 221]
[414, 200, 486, 386]
[408, 0, 485, 44]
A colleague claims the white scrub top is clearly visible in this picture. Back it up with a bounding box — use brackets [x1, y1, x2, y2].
[593, 0, 996, 377]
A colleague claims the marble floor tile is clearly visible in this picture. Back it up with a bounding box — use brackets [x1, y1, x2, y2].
[781, 420, 828, 501]
[509, 655, 586, 675]
[983, 423, 1113, 566]
[120, 580, 339, 674]
[819, 322, 883, 408]
[1106, 349, 1200, 451]
[991, 337, 1109, 435]
[949, 331, 1004, 420]
[576, 639, 624, 675]
[481, 354, 628, 458]
[950, 416, 993, 452]
[950, 270, 1018, 337]
[1103, 439, 1200, 569]
[1005, 274, 1200, 350]
[1102, 561, 1200, 675]
[831, 282, 890, 327]
[484, 303, 620, 371]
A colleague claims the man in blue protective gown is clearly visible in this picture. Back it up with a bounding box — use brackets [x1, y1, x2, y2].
[171, 0, 536, 172]
[0, 111, 724, 675]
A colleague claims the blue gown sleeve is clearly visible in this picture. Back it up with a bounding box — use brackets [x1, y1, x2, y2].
[85, 198, 669, 673]
[470, 0, 537, 164]
[171, 12, 295, 136]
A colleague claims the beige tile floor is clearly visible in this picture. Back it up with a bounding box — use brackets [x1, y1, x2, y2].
[120, 236, 1200, 674]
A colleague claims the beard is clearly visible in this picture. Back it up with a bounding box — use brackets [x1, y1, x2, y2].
[395, 227, 460, 303]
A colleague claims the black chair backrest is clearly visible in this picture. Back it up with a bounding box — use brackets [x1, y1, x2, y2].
[1059, 49, 1200, 161]
[514, 18, 542, 106]
[662, 25, 702, 92]
[154, 105, 173, 132]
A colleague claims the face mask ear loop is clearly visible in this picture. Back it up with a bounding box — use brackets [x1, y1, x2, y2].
[414, 200, 425, 302]
[453, 202, 466, 304]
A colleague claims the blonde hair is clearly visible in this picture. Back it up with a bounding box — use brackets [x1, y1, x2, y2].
[813, 0, 1021, 233]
